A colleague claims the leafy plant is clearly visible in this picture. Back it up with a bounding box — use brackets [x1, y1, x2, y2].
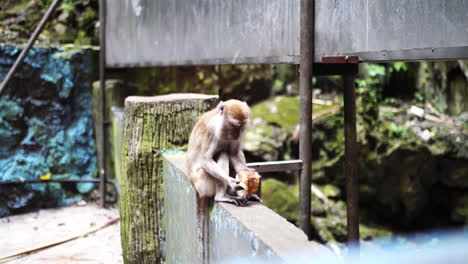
[357, 64, 386, 102]
[390, 62, 408, 72]
[60, 2, 75, 11]
[461, 121, 468, 131]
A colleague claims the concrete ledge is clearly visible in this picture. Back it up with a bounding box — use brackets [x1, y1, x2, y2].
[162, 153, 331, 263]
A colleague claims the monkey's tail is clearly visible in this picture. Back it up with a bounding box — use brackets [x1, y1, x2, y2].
[197, 196, 208, 263]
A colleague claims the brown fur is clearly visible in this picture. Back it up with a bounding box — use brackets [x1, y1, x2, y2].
[224, 100, 249, 125]
[186, 99, 250, 200]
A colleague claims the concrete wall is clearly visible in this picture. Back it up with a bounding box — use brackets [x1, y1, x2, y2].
[162, 153, 331, 263]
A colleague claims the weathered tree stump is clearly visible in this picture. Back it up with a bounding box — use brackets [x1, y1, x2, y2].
[120, 94, 218, 264]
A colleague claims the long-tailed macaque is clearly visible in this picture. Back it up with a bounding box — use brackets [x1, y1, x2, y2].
[187, 99, 261, 262]
[187, 99, 253, 206]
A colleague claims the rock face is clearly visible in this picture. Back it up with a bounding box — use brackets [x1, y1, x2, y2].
[419, 60, 468, 116]
[0, 46, 97, 216]
[251, 92, 468, 243]
[0, 0, 98, 45]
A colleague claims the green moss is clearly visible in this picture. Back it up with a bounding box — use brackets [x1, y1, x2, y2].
[243, 124, 288, 160]
[321, 184, 341, 198]
[360, 224, 392, 240]
[262, 179, 299, 222]
[250, 96, 300, 133]
[3, 0, 29, 16]
[452, 195, 468, 223]
[251, 96, 336, 133]
[311, 217, 337, 242]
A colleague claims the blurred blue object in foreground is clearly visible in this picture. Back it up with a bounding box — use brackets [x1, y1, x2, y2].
[222, 228, 468, 264]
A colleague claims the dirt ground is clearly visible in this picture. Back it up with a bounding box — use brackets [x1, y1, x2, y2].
[0, 204, 122, 264]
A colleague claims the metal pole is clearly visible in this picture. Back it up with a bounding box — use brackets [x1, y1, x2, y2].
[298, 0, 314, 240]
[99, 0, 107, 207]
[0, 0, 63, 95]
[343, 74, 360, 246]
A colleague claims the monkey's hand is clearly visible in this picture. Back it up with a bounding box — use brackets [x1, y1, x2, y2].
[227, 177, 241, 191]
[248, 194, 262, 203]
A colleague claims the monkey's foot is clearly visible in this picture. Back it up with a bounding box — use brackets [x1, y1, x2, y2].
[248, 194, 262, 203]
[215, 195, 247, 207]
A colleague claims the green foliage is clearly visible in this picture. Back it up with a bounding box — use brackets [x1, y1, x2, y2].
[250, 96, 300, 133]
[1, 0, 98, 44]
[390, 62, 409, 72]
[60, 2, 75, 11]
[386, 122, 408, 138]
[357, 62, 410, 102]
[262, 179, 299, 222]
[271, 64, 298, 95]
[357, 64, 386, 102]
[414, 91, 425, 102]
[368, 64, 386, 77]
[40, 0, 54, 7]
[461, 121, 468, 130]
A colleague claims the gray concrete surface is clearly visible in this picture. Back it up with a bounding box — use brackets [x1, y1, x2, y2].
[0, 204, 122, 264]
[162, 153, 332, 263]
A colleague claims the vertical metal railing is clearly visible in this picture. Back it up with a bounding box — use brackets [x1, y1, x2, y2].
[298, 0, 315, 239]
[343, 74, 360, 245]
[0, 0, 63, 95]
[98, 0, 108, 207]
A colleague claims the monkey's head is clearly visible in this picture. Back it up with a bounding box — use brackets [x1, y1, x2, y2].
[218, 99, 250, 140]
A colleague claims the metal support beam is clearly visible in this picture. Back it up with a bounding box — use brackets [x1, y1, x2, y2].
[298, 0, 314, 240]
[313, 63, 358, 76]
[343, 74, 360, 246]
[247, 160, 302, 173]
[98, 0, 107, 207]
[0, 0, 63, 95]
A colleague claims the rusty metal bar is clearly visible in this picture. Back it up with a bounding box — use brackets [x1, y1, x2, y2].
[247, 160, 303, 173]
[343, 74, 360, 246]
[0, 0, 63, 95]
[298, 0, 314, 240]
[98, 0, 107, 207]
[321, 56, 360, 64]
[313, 63, 359, 76]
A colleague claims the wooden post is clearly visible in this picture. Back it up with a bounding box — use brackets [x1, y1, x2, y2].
[120, 94, 218, 264]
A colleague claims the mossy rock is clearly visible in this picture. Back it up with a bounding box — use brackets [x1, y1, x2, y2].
[440, 159, 468, 188]
[250, 96, 300, 133]
[310, 200, 347, 243]
[311, 195, 326, 216]
[261, 179, 299, 222]
[359, 224, 392, 240]
[243, 124, 288, 161]
[250, 95, 337, 133]
[311, 217, 337, 243]
[321, 184, 341, 198]
[451, 195, 468, 223]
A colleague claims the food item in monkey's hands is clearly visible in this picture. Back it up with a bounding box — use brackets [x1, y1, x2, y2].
[236, 170, 261, 196]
